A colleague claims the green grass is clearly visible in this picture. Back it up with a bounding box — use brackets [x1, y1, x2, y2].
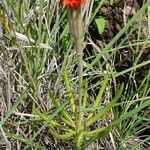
[0, 0, 150, 149]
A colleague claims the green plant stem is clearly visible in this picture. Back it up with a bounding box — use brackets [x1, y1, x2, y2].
[75, 37, 83, 110]
[67, 6, 84, 149]
[67, 6, 84, 129]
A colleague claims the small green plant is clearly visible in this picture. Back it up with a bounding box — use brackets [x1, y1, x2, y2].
[33, 1, 124, 149]
[34, 68, 124, 149]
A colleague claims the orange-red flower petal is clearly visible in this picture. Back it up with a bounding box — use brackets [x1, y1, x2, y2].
[63, 0, 85, 8]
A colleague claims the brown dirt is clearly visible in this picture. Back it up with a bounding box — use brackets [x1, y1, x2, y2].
[88, 0, 150, 86]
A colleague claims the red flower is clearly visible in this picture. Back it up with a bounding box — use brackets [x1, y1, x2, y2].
[63, 0, 85, 8]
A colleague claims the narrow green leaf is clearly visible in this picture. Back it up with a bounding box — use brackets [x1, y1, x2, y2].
[62, 67, 76, 113]
[87, 74, 109, 120]
[85, 125, 112, 138]
[6, 132, 45, 149]
[85, 83, 124, 127]
[34, 108, 58, 126]
[61, 116, 75, 128]
[0, 88, 28, 126]
[111, 100, 150, 127]
[80, 80, 88, 121]
[49, 128, 75, 140]
[49, 92, 75, 127]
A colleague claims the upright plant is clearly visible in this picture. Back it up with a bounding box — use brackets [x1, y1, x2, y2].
[34, 0, 124, 149]
[64, 0, 85, 129]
